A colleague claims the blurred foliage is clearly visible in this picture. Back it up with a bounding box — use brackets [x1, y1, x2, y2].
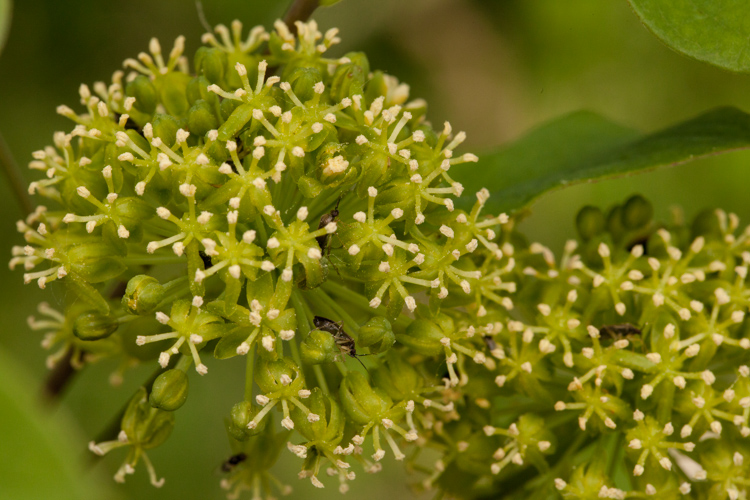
[456, 107, 750, 214]
[0, 0, 10, 55]
[629, 0, 750, 73]
[2, 0, 750, 499]
[0, 346, 113, 500]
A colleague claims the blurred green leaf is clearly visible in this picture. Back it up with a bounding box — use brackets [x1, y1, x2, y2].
[0, 0, 10, 57]
[455, 107, 750, 214]
[628, 0, 750, 72]
[0, 346, 111, 500]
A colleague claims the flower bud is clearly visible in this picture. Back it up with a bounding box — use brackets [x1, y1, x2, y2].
[371, 351, 423, 401]
[121, 387, 175, 449]
[339, 371, 394, 425]
[691, 208, 724, 240]
[186, 75, 217, 106]
[293, 252, 326, 290]
[152, 114, 181, 148]
[451, 421, 503, 476]
[125, 75, 158, 114]
[297, 175, 324, 199]
[220, 97, 242, 122]
[122, 275, 165, 315]
[255, 357, 303, 396]
[398, 316, 454, 357]
[158, 71, 191, 117]
[225, 54, 260, 90]
[288, 67, 323, 103]
[193, 46, 228, 84]
[358, 316, 395, 354]
[606, 204, 626, 241]
[229, 401, 266, 440]
[300, 329, 338, 365]
[357, 155, 390, 198]
[139, 408, 175, 450]
[292, 388, 343, 444]
[67, 242, 126, 283]
[113, 197, 154, 227]
[149, 369, 189, 411]
[622, 194, 653, 230]
[364, 71, 388, 107]
[330, 55, 367, 102]
[73, 311, 118, 340]
[188, 100, 219, 137]
[575, 206, 605, 241]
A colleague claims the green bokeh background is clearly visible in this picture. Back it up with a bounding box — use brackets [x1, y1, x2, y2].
[1, 0, 750, 498]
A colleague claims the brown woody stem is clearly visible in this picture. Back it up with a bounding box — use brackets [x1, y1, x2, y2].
[0, 130, 33, 216]
[283, 0, 320, 34]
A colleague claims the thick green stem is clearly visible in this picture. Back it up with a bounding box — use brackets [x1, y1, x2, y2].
[292, 289, 331, 394]
[254, 216, 269, 247]
[321, 280, 411, 330]
[244, 342, 256, 402]
[312, 364, 330, 394]
[155, 276, 191, 309]
[656, 381, 675, 424]
[175, 355, 192, 372]
[122, 255, 186, 265]
[287, 330, 302, 366]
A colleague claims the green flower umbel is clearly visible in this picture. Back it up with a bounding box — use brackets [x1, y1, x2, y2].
[13, 15, 750, 500]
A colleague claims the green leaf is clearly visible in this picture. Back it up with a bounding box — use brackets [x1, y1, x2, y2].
[214, 328, 251, 359]
[0, 347, 113, 500]
[454, 107, 750, 214]
[0, 0, 10, 57]
[628, 0, 750, 72]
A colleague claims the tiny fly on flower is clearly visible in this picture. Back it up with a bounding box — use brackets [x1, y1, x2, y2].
[313, 315, 368, 369]
[198, 250, 212, 268]
[316, 198, 341, 256]
[599, 323, 643, 350]
[219, 452, 247, 473]
[598, 323, 642, 339]
[482, 335, 497, 351]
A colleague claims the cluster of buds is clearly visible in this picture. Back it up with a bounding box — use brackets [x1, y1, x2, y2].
[13, 17, 750, 500]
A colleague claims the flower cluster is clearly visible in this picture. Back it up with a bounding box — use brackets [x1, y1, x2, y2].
[13, 18, 750, 500]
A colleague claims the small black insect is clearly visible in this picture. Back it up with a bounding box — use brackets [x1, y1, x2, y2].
[316, 198, 341, 255]
[115, 114, 143, 135]
[482, 335, 497, 351]
[226, 159, 239, 174]
[220, 452, 247, 473]
[598, 323, 642, 340]
[198, 250, 212, 269]
[313, 315, 367, 369]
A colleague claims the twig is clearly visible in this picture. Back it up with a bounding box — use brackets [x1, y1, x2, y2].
[42, 349, 78, 403]
[0, 130, 33, 216]
[194, 0, 212, 33]
[283, 0, 320, 34]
